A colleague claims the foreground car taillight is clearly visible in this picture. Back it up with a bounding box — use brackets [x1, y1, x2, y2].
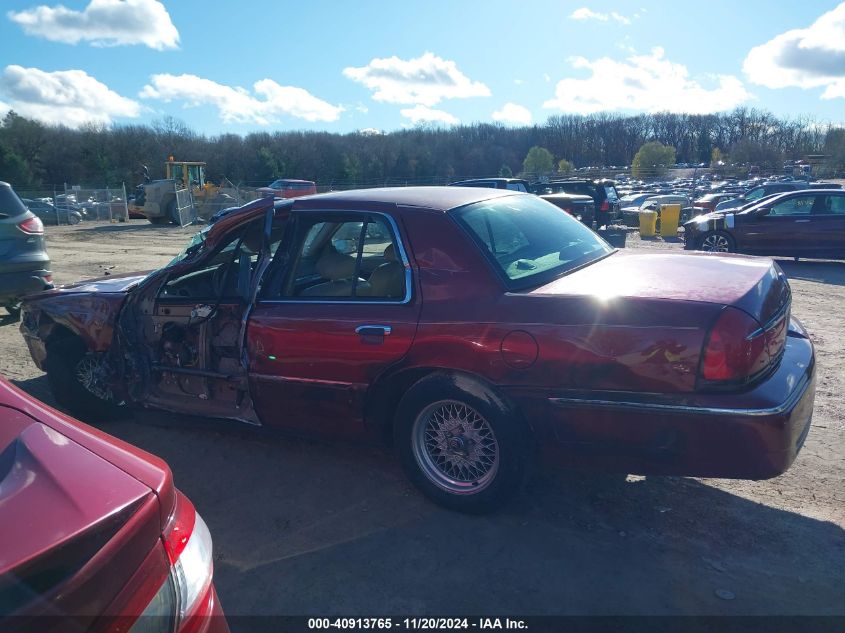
[600, 200, 610, 212]
[129, 492, 214, 632]
[18, 216, 44, 234]
[700, 307, 769, 385]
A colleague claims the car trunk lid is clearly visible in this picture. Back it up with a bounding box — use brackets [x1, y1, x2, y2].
[530, 251, 791, 363]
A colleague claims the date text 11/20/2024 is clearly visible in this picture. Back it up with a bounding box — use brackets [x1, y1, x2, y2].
[307, 618, 528, 630]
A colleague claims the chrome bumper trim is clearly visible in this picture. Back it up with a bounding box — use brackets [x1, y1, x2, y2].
[548, 373, 811, 418]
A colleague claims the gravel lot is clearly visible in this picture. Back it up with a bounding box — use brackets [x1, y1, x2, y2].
[2, 221, 843, 618]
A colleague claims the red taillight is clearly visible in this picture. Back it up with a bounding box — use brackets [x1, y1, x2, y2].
[600, 200, 610, 212]
[164, 492, 197, 564]
[163, 492, 214, 621]
[701, 307, 769, 383]
[18, 216, 44, 234]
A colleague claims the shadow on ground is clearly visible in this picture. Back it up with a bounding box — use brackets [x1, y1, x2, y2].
[776, 259, 845, 286]
[10, 375, 845, 617]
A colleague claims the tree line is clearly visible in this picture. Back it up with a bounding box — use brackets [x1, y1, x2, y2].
[1, 107, 843, 191]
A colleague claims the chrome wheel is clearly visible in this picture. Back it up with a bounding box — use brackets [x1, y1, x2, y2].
[412, 400, 499, 495]
[701, 233, 731, 252]
[75, 354, 113, 402]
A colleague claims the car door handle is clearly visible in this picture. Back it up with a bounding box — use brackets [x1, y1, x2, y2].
[794, 219, 810, 223]
[355, 324, 392, 337]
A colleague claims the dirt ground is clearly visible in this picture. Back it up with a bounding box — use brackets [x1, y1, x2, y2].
[1, 221, 843, 618]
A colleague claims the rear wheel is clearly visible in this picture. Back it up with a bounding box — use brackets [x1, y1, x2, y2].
[394, 373, 528, 513]
[699, 230, 735, 253]
[47, 337, 123, 421]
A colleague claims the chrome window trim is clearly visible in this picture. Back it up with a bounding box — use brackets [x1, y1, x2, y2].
[258, 209, 413, 306]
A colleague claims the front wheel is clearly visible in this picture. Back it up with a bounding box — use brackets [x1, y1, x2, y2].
[47, 337, 124, 421]
[394, 373, 528, 513]
[68, 213, 81, 225]
[699, 230, 735, 253]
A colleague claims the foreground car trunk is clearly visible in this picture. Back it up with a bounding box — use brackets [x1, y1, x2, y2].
[0, 407, 163, 625]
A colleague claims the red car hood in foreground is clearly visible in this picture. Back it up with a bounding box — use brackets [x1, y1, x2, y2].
[531, 250, 789, 325]
[0, 378, 173, 620]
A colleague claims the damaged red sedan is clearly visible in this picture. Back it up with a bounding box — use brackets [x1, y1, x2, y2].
[19, 188, 815, 512]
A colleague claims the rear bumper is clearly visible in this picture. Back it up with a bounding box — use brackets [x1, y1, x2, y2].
[514, 318, 816, 479]
[0, 268, 53, 303]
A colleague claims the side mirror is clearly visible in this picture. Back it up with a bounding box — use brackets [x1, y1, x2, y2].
[755, 207, 770, 216]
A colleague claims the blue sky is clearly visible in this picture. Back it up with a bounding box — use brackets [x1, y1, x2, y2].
[1, 0, 844, 135]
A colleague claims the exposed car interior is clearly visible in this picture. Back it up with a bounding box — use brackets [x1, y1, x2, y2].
[277, 216, 406, 300]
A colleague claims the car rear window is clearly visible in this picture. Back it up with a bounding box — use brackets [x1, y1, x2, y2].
[603, 186, 618, 202]
[0, 185, 28, 218]
[453, 195, 614, 290]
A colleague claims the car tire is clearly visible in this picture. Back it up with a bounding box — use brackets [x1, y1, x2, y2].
[698, 230, 735, 253]
[47, 337, 124, 421]
[394, 373, 528, 513]
[3, 302, 21, 320]
[149, 216, 168, 225]
[68, 213, 81, 225]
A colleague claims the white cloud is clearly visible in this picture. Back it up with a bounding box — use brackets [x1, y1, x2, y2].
[0, 65, 140, 126]
[140, 74, 344, 124]
[8, 0, 179, 50]
[743, 2, 845, 100]
[358, 127, 383, 136]
[570, 7, 632, 24]
[543, 47, 752, 114]
[399, 105, 459, 125]
[343, 52, 490, 106]
[492, 102, 532, 125]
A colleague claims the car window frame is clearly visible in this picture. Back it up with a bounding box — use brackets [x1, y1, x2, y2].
[258, 209, 413, 305]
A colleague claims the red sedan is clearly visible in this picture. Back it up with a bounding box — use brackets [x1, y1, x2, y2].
[19, 188, 815, 512]
[0, 377, 228, 632]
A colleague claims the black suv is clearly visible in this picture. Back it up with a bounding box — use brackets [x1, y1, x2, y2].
[0, 182, 52, 319]
[532, 179, 620, 227]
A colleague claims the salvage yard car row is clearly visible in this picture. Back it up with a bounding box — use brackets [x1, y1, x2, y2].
[0, 181, 831, 628]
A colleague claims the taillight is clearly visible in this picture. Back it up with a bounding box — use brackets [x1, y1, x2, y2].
[18, 216, 44, 234]
[600, 200, 610, 212]
[164, 492, 214, 622]
[700, 307, 769, 385]
[128, 492, 214, 633]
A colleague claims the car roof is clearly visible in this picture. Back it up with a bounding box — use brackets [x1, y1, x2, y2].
[293, 186, 521, 212]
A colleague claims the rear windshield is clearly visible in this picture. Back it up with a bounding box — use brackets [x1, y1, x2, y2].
[453, 195, 614, 290]
[0, 185, 28, 218]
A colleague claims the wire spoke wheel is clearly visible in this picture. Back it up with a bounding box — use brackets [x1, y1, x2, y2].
[412, 399, 499, 495]
[701, 233, 731, 252]
[74, 353, 114, 402]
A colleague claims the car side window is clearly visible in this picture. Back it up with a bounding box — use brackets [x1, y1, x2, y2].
[506, 183, 527, 192]
[818, 195, 845, 215]
[277, 214, 407, 301]
[768, 196, 815, 217]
